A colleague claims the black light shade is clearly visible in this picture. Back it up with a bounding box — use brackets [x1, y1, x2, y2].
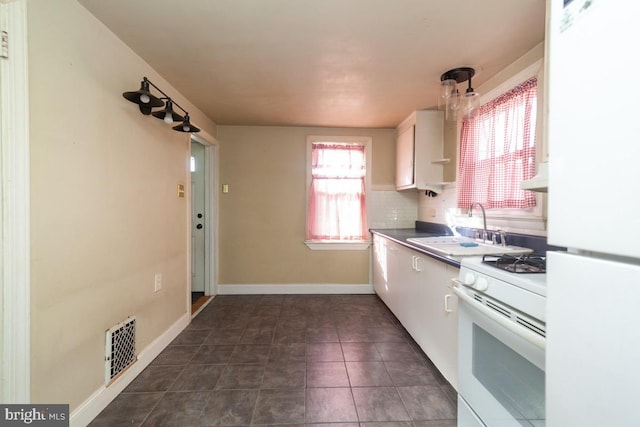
[122, 79, 164, 115]
[151, 99, 184, 123]
[139, 105, 153, 115]
[172, 114, 201, 133]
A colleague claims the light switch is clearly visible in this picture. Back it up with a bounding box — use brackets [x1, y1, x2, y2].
[154, 273, 162, 292]
[222, 184, 229, 193]
[177, 184, 185, 198]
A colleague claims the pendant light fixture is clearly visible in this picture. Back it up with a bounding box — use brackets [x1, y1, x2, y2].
[122, 77, 200, 133]
[438, 67, 480, 121]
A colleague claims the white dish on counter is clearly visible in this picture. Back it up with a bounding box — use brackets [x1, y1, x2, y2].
[406, 236, 533, 257]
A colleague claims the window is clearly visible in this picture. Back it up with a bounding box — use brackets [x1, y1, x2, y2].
[306, 136, 371, 249]
[457, 77, 538, 210]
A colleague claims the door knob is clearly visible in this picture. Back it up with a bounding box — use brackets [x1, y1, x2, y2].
[196, 224, 203, 229]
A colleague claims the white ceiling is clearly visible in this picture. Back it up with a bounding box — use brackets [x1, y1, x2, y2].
[78, 0, 545, 128]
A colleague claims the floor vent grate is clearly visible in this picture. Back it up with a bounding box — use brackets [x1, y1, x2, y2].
[105, 316, 137, 385]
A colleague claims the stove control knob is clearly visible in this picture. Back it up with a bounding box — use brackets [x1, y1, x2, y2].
[473, 277, 489, 292]
[462, 272, 476, 285]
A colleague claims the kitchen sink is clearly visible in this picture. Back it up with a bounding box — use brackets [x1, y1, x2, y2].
[406, 236, 533, 257]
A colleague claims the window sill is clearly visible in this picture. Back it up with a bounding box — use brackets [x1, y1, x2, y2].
[305, 240, 372, 250]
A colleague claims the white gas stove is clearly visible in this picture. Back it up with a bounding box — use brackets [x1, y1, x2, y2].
[456, 254, 547, 326]
[455, 254, 548, 427]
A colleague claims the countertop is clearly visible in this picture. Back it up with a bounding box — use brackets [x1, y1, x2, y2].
[370, 222, 462, 268]
[371, 221, 563, 268]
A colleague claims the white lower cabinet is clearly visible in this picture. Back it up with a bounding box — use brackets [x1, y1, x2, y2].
[372, 235, 458, 389]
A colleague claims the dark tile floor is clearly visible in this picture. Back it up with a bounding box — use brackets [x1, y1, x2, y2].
[90, 294, 457, 427]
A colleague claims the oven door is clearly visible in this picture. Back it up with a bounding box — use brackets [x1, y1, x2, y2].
[454, 286, 546, 427]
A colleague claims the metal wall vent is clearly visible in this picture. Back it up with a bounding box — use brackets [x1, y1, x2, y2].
[105, 316, 137, 384]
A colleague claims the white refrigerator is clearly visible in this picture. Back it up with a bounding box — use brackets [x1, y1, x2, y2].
[546, 0, 640, 426]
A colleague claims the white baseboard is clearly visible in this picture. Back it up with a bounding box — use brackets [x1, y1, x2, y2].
[217, 283, 374, 295]
[70, 312, 191, 427]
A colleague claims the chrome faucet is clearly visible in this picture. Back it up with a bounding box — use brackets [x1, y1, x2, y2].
[499, 229, 507, 247]
[468, 202, 488, 242]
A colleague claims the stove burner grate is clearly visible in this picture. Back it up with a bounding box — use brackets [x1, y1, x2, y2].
[482, 254, 546, 274]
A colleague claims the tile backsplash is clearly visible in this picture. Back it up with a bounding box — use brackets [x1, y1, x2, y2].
[418, 185, 458, 225]
[369, 186, 546, 235]
[369, 190, 418, 228]
[417, 184, 548, 236]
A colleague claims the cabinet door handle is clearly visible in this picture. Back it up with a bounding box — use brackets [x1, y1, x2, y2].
[413, 256, 422, 272]
[444, 294, 453, 313]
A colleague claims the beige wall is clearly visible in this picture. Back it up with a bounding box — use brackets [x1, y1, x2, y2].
[28, 0, 216, 410]
[217, 125, 395, 285]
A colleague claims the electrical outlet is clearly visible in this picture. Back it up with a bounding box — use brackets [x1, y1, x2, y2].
[429, 208, 437, 218]
[154, 273, 162, 292]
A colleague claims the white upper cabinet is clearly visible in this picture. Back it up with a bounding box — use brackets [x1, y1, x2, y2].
[395, 110, 446, 192]
[395, 124, 415, 189]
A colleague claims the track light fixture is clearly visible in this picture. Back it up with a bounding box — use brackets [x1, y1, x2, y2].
[438, 67, 480, 121]
[122, 77, 200, 132]
[151, 99, 184, 124]
[122, 78, 164, 115]
[172, 114, 201, 133]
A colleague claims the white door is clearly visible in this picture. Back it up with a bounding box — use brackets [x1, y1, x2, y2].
[191, 141, 206, 293]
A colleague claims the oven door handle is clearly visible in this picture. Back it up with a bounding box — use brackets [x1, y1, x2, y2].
[452, 286, 546, 350]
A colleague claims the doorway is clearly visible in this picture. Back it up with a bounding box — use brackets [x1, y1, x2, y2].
[190, 136, 218, 314]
